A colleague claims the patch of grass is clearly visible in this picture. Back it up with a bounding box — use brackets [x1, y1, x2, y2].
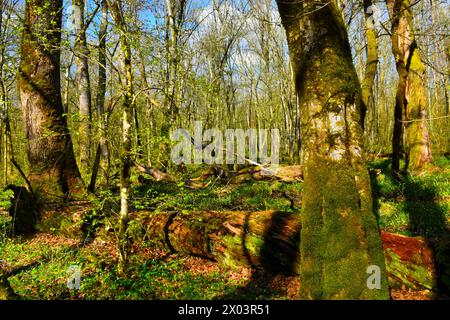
[433, 156, 450, 170]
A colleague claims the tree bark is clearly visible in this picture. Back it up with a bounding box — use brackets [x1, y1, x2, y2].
[73, 0, 93, 176]
[387, 0, 432, 173]
[19, 0, 84, 198]
[275, 0, 389, 299]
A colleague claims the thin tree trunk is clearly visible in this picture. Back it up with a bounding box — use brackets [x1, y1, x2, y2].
[276, 0, 389, 299]
[19, 0, 84, 198]
[73, 0, 93, 175]
[108, 0, 134, 276]
[63, 52, 74, 114]
[89, 0, 110, 192]
[164, 0, 186, 122]
[0, 0, 7, 186]
[361, 0, 379, 130]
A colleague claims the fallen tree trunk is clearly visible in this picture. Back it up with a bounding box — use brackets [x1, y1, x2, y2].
[129, 210, 445, 292]
[134, 163, 304, 188]
[130, 210, 301, 274]
[134, 162, 176, 182]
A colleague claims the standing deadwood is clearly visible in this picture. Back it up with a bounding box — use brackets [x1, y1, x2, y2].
[361, 0, 379, 130]
[19, 0, 84, 198]
[387, 0, 432, 174]
[107, 0, 134, 276]
[89, 0, 110, 192]
[275, 0, 389, 299]
[73, 0, 93, 176]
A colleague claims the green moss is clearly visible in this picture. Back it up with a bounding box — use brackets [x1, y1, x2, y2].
[300, 156, 389, 299]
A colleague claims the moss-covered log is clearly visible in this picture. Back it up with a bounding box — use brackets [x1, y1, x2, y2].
[129, 210, 442, 292]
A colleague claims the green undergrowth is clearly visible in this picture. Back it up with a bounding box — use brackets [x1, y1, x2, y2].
[129, 178, 302, 214]
[370, 157, 450, 237]
[0, 237, 247, 299]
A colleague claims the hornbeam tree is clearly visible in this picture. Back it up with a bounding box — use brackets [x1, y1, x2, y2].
[275, 0, 390, 299]
[19, 0, 83, 198]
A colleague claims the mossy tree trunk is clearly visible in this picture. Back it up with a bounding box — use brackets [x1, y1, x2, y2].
[275, 0, 389, 299]
[19, 0, 84, 198]
[387, 0, 432, 173]
[108, 0, 134, 276]
[73, 0, 93, 176]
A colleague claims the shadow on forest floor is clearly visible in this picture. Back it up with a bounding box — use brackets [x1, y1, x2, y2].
[216, 211, 301, 300]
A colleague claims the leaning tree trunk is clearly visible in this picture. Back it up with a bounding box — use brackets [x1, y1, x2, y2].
[275, 0, 389, 299]
[19, 0, 83, 198]
[387, 0, 432, 173]
[73, 0, 93, 176]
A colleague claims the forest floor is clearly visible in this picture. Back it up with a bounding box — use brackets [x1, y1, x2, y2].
[0, 157, 449, 300]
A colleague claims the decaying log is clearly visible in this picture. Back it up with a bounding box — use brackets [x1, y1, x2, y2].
[129, 210, 300, 274]
[135, 162, 303, 187]
[134, 162, 220, 189]
[128, 210, 446, 292]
